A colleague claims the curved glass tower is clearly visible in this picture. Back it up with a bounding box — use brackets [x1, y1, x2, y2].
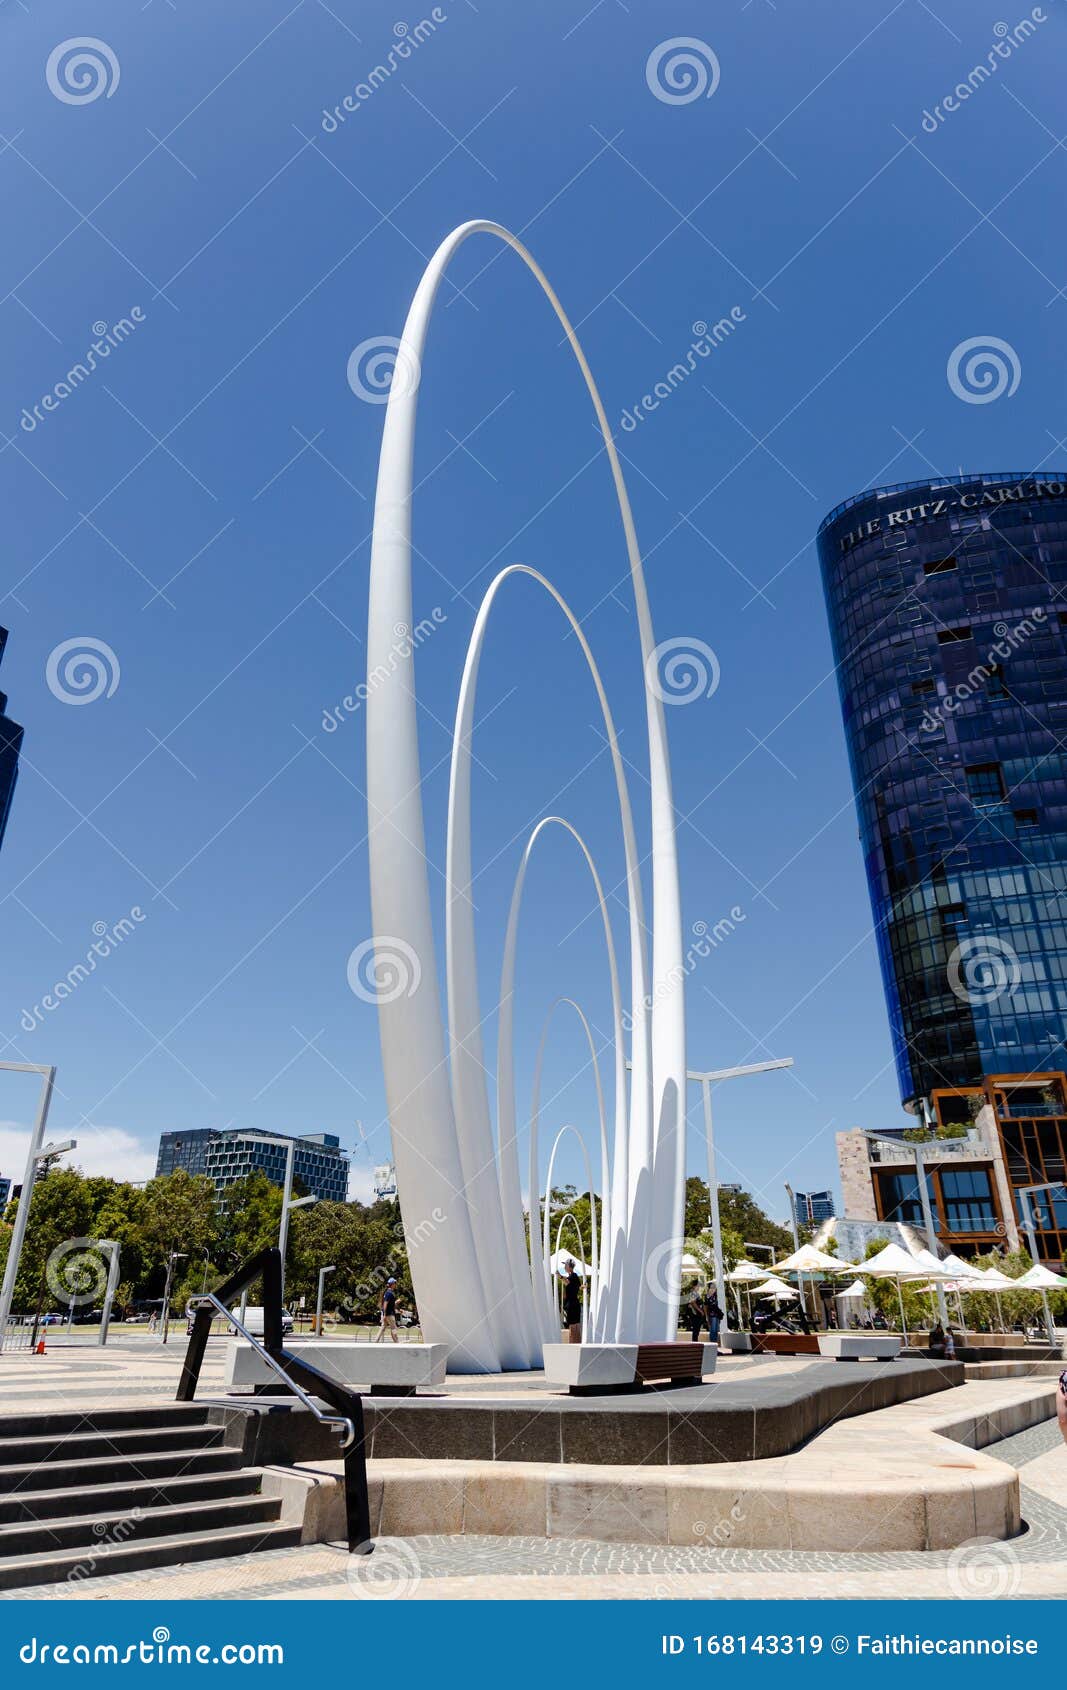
[817, 472, 1067, 1106]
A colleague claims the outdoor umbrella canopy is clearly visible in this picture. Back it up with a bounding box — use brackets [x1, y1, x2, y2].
[939, 1253, 986, 1281]
[975, 1267, 1017, 1289]
[775, 1244, 855, 1274]
[837, 1279, 867, 1298]
[854, 1241, 932, 1334]
[750, 1276, 798, 1300]
[726, 1261, 765, 1281]
[548, 1250, 590, 1277]
[1015, 1263, 1067, 1289]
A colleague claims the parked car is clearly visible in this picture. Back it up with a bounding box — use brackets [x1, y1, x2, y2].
[228, 1305, 294, 1339]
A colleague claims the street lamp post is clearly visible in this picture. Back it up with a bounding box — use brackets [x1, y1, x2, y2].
[0, 1063, 76, 1347]
[1017, 1181, 1062, 1344]
[315, 1265, 336, 1336]
[687, 1059, 794, 1329]
[862, 1128, 948, 1326]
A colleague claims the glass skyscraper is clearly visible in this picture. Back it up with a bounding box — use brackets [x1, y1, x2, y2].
[156, 1128, 349, 1204]
[818, 472, 1067, 1107]
[0, 629, 23, 855]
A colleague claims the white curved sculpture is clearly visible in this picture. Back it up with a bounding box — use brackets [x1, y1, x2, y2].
[542, 1124, 600, 1335]
[366, 221, 687, 1369]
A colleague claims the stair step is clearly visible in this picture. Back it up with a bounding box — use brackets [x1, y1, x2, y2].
[0, 1521, 303, 1591]
[0, 1446, 245, 1495]
[0, 1469, 262, 1526]
[0, 1405, 211, 1441]
[0, 1495, 282, 1558]
[0, 1425, 229, 1465]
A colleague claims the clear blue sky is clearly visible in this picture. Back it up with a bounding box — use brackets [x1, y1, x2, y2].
[2, 0, 1064, 1219]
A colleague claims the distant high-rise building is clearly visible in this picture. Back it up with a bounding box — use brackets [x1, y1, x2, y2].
[0, 629, 24, 855]
[155, 1128, 349, 1204]
[794, 1189, 836, 1226]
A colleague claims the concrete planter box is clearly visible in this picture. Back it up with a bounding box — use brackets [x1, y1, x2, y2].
[543, 1342, 717, 1392]
[224, 1339, 449, 1393]
[818, 1333, 901, 1361]
[720, 1331, 753, 1353]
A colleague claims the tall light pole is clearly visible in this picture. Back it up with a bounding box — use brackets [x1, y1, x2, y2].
[160, 1250, 186, 1344]
[862, 1127, 948, 1326]
[687, 1059, 794, 1328]
[1017, 1181, 1062, 1343]
[315, 1264, 336, 1336]
[0, 1063, 76, 1346]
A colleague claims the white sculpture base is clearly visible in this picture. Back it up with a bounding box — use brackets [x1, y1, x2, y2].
[543, 1341, 716, 1393]
[817, 1334, 901, 1361]
[224, 1340, 449, 1394]
[720, 1330, 753, 1353]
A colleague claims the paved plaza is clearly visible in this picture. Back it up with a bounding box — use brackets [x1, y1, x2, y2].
[0, 1337, 1063, 1599]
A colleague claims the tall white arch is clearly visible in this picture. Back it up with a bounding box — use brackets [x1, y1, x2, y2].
[366, 221, 686, 1367]
[541, 1124, 600, 1335]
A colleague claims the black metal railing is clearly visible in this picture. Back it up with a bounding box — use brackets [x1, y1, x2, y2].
[177, 1247, 372, 1556]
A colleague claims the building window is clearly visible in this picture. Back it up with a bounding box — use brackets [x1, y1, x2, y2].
[1014, 809, 1039, 828]
[939, 1168, 996, 1233]
[937, 625, 973, 643]
[924, 556, 958, 575]
[964, 763, 1007, 805]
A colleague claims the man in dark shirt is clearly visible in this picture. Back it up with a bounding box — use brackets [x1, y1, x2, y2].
[374, 1277, 400, 1343]
[561, 1259, 583, 1343]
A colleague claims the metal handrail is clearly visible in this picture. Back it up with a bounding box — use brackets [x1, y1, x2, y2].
[189, 1292, 356, 1450]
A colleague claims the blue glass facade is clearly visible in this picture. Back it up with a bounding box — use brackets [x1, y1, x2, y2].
[0, 629, 23, 856]
[156, 1128, 349, 1203]
[817, 473, 1067, 1106]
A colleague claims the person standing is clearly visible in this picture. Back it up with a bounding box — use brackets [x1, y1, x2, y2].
[375, 1277, 400, 1343]
[685, 1288, 705, 1341]
[561, 1259, 583, 1343]
[706, 1290, 724, 1349]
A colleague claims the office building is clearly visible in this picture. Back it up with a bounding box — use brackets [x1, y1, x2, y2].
[0, 629, 23, 855]
[155, 1128, 349, 1204]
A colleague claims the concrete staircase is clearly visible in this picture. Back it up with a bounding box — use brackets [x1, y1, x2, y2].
[0, 1404, 301, 1589]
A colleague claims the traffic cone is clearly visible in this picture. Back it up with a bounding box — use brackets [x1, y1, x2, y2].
[35, 1338, 45, 1355]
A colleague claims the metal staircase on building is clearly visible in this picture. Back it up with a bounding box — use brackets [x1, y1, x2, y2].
[0, 1403, 300, 1589]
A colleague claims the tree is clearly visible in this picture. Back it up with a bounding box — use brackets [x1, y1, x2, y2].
[684, 1175, 792, 1257]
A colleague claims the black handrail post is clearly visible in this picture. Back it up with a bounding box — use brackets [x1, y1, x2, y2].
[175, 1246, 374, 1556]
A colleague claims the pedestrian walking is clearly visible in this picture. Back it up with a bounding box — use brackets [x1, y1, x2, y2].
[706, 1290, 724, 1348]
[561, 1258, 582, 1343]
[374, 1277, 400, 1343]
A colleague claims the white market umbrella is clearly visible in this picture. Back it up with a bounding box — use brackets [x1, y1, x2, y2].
[855, 1242, 930, 1334]
[837, 1279, 867, 1298]
[726, 1261, 765, 1281]
[775, 1244, 855, 1274]
[751, 1276, 798, 1301]
[940, 1253, 986, 1281]
[1015, 1263, 1067, 1289]
[549, 1250, 590, 1277]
